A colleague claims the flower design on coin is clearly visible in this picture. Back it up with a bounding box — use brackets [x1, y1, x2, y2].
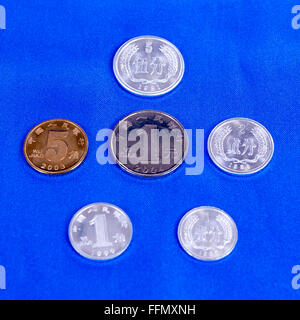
[113, 36, 184, 96]
[24, 119, 88, 174]
[178, 206, 238, 261]
[208, 118, 274, 174]
[69, 203, 133, 260]
[110, 110, 188, 177]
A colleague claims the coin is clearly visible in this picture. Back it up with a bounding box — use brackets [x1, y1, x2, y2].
[24, 119, 88, 174]
[178, 206, 238, 261]
[208, 118, 274, 175]
[113, 36, 184, 96]
[69, 203, 133, 261]
[110, 110, 188, 177]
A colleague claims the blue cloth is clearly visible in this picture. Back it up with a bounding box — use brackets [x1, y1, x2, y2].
[0, 0, 299, 299]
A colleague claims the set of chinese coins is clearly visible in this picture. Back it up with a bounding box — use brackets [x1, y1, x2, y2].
[24, 36, 274, 261]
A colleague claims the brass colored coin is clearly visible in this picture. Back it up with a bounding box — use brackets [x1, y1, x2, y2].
[24, 119, 88, 174]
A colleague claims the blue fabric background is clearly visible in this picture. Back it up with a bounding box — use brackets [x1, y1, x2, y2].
[0, 0, 299, 300]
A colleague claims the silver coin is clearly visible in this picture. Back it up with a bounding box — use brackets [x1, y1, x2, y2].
[208, 117, 274, 175]
[113, 36, 184, 96]
[110, 110, 188, 177]
[178, 206, 238, 261]
[68, 203, 133, 260]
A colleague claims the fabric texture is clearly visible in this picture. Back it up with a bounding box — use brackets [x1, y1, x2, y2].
[0, 0, 299, 299]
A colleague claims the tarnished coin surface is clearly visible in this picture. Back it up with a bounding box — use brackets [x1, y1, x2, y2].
[113, 36, 184, 96]
[178, 206, 238, 261]
[24, 119, 88, 174]
[110, 110, 188, 177]
[208, 118, 274, 175]
[69, 203, 133, 260]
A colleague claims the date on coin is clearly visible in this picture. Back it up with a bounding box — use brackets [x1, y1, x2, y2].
[24, 119, 88, 174]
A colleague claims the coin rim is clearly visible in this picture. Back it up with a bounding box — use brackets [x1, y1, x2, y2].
[68, 202, 133, 261]
[23, 119, 89, 175]
[207, 117, 274, 175]
[177, 206, 238, 261]
[110, 110, 189, 177]
[113, 35, 185, 96]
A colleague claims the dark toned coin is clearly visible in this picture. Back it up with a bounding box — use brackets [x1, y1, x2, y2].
[24, 119, 88, 174]
[110, 110, 188, 177]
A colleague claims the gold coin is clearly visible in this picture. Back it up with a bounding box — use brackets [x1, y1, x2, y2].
[24, 119, 88, 174]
